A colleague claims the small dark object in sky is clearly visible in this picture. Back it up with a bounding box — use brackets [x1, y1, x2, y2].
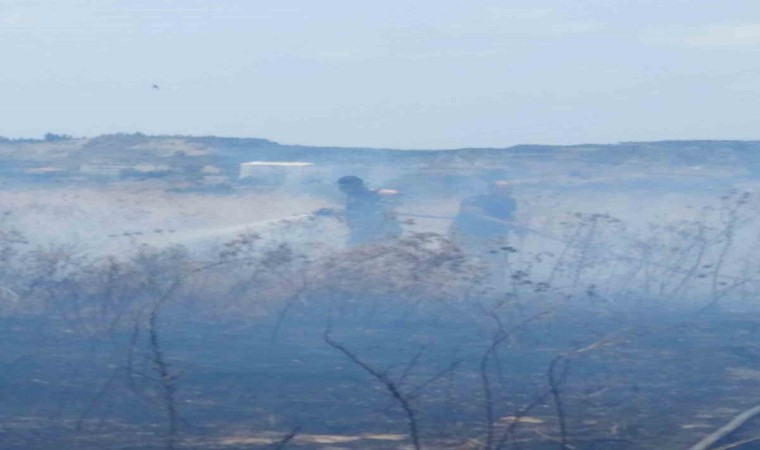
[152, 84, 160, 90]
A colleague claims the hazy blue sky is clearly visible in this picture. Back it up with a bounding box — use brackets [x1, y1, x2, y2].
[2, 0, 760, 148]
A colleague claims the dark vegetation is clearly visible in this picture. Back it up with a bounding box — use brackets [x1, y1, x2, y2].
[1, 187, 760, 450]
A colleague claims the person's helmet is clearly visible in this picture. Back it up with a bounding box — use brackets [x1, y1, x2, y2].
[337, 176, 365, 193]
[338, 176, 364, 187]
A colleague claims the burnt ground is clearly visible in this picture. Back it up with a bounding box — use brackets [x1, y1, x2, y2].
[0, 300, 759, 450]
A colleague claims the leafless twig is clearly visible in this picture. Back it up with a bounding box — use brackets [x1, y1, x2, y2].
[324, 329, 422, 450]
[269, 427, 300, 450]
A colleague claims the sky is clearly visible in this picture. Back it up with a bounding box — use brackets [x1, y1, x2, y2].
[2, 0, 760, 149]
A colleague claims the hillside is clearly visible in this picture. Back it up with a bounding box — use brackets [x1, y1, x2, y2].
[1, 135, 758, 192]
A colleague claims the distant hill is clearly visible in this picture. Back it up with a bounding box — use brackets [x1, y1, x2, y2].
[1, 134, 758, 193]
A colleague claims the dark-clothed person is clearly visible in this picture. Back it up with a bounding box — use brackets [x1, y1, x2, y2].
[338, 176, 402, 246]
[450, 181, 518, 291]
[451, 180, 517, 252]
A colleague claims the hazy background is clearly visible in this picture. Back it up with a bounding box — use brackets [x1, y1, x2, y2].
[3, 0, 760, 148]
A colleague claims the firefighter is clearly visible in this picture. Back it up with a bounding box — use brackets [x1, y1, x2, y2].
[337, 176, 402, 246]
[450, 180, 517, 253]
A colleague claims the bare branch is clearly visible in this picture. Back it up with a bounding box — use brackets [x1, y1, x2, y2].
[324, 329, 422, 450]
